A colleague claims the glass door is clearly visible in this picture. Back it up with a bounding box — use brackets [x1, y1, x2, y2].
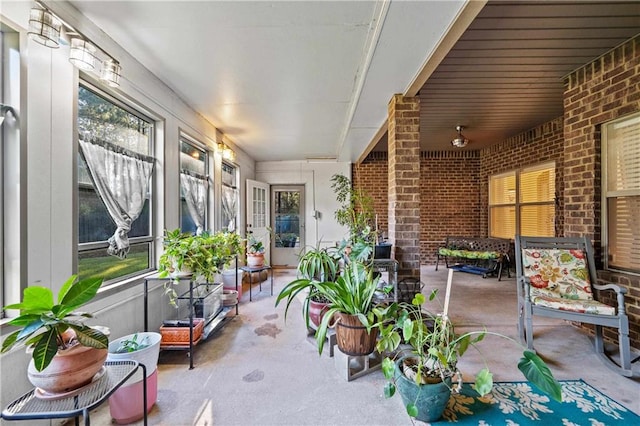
[272, 185, 304, 267]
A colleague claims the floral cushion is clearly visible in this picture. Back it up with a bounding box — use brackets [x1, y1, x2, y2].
[438, 248, 501, 260]
[530, 294, 615, 315]
[522, 248, 615, 316]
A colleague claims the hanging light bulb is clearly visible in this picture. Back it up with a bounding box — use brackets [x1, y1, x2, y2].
[100, 59, 122, 87]
[69, 38, 97, 71]
[28, 8, 62, 48]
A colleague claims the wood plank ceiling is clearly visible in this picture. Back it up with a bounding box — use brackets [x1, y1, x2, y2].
[376, 1, 640, 152]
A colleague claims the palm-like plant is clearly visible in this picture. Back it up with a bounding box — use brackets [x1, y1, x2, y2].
[1, 275, 108, 372]
[312, 261, 386, 354]
[275, 244, 339, 328]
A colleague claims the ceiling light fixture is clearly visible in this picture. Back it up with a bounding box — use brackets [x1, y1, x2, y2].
[28, 7, 62, 48]
[451, 125, 470, 148]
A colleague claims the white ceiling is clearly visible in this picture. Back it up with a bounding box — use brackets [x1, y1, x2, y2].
[68, 0, 468, 162]
[67, 1, 640, 162]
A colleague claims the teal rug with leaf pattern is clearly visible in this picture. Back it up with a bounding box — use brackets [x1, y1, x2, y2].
[433, 379, 638, 425]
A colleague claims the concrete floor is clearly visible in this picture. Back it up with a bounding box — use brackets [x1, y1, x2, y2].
[86, 266, 639, 425]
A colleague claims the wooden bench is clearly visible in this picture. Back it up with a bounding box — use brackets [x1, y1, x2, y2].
[435, 236, 511, 280]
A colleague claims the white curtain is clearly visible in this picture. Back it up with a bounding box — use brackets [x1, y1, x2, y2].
[79, 137, 154, 258]
[222, 186, 237, 232]
[180, 170, 208, 235]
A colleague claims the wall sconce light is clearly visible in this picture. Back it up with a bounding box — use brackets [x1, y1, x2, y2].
[451, 125, 470, 148]
[27, 3, 123, 88]
[28, 7, 62, 48]
[100, 59, 122, 87]
[69, 38, 97, 71]
[217, 142, 235, 161]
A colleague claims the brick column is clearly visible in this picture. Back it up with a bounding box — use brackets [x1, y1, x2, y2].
[387, 94, 421, 280]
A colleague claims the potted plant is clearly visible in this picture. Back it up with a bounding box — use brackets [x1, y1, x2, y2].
[275, 243, 341, 328]
[277, 260, 388, 356]
[1, 275, 110, 395]
[246, 233, 266, 267]
[107, 332, 162, 424]
[330, 173, 377, 262]
[372, 292, 563, 422]
[159, 229, 243, 305]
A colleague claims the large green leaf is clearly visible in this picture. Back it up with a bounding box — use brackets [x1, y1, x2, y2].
[5, 287, 54, 314]
[71, 325, 108, 349]
[16, 318, 45, 341]
[406, 404, 418, 418]
[383, 382, 396, 398]
[402, 317, 414, 341]
[58, 277, 103, 315]
[518, 350, 562, 402]
[474, 368, 494, 396]
[382, 357, 395, 379]
[31, 328, 59, 372]
[7, 314, 42, 327]
[1, 330, 20, 353]
[56, 275, 78, 304]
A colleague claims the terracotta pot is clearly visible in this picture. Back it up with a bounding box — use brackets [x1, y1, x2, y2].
[333, 313, 378, 356]
[247, 253, 264, 267]
[27, 344, 108, 394]
[308, 299, 329, 328]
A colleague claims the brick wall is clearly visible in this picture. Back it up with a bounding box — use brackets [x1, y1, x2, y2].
[387, 95, 421, 279]
[420, 151, 481, 263]
[563, 35, 640, 348]
[479, 117, 565, 238]
[353, 153, 388, 239]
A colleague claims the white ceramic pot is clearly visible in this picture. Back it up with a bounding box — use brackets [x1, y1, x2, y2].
[107, 332, 161, 385]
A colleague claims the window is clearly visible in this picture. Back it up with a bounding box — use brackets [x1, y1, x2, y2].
[489, 162, 555, 239]
[221, 162, 238, 232]
[603, 113, 640, 273]
[77, 83, 155, 284]
[1, 24, 21, 312]
[180, 137, 209, 234]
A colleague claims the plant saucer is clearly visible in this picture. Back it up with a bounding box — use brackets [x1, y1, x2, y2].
[33, 366, 107, 400]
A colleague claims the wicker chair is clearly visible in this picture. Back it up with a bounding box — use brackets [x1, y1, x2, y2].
[515, 235, 632, 377]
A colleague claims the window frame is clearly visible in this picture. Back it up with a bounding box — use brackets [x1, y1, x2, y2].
[1, 23, 25, 314]
[221, 161, 239, 232]
[602, 112, 640, 275]
[489, 161, 556, 239]
[76, 80, 156, 285]
[179, 132, 210, 233]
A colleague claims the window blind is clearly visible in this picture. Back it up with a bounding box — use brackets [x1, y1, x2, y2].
[605, 113, 640, 273]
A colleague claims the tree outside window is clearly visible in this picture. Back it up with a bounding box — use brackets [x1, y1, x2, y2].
[77, 84, 154, 283]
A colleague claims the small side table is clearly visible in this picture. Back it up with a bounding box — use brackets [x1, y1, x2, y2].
[240, 265, 273, 301]
[1, 360, 147, 426]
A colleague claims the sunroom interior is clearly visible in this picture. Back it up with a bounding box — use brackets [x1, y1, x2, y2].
[1, 0, 639, 422]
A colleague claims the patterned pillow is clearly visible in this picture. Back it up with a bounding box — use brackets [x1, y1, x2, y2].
[521, 248, 592, 301]
[438, 248, 501, 260]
